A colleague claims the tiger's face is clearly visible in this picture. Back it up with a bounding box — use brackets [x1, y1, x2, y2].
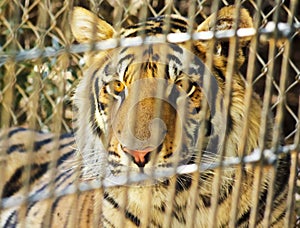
[71, 7, 257, 181]
[99, 45, 213, 174]
[75, 42, 213, 178]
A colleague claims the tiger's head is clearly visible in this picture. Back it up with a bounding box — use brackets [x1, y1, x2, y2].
[70, 6, 261, 182]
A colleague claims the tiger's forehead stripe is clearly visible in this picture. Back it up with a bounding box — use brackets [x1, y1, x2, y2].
[117, 44, 185, 76]
[121, 15, 189, 38]
[118, 54, 135, 68]
[93, 36, 208, 99]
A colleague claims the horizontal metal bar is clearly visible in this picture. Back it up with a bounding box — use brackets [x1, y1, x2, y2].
[0, 22, 298, 67]
[1, 144, 297, 210]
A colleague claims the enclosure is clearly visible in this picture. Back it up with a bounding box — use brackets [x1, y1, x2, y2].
[0, 0, 299, 227]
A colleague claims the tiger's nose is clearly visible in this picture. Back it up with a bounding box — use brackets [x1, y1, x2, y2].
[123, 147, 153, 167]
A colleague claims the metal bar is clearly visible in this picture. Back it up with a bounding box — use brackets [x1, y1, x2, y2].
[229, 0, 264, 226]
[0, 144, 295, 210]
[1, 22, 299, 67]
[262, 0, 295, 225]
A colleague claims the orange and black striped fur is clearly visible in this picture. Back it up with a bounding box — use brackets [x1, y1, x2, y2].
[0, 6, 291, 227]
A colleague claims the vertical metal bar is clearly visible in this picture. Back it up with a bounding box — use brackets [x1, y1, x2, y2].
[20, 62, 42, 224]
[229, 0, 263, 226]
[187, 17, 212, 228]
[56, 2, 81, 225]
[0, 127, 9, 226]
[0, 12, 15, 214]
[182, 1, 202, 228]
[136, 3, 158, 226]
[110, 1, 133, 227]
[285, 0, 300, 217]
[208, 2, 242, 227]
[286, 98, 300, 225]
[43, 56, 70, 228]
[89, 3, 106, 227]
[285, 149, 299, 227]
[285, 93, 300, 226]
[7, 1, 35, 227]
[263, 6, 293, 228]
[0, 0, 17, 128]
[249, 0, 282, 227]
[0, 61, 15, 128]
[271, 1, 297, 151]
[195, 1, 221, 227]
[21, 0, 51, 226]
[160, 1, 187, 227]
[273, 0, 298, 227]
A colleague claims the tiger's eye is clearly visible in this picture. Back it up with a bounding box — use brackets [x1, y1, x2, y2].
[109, 80, 125, 94]
[175, 78, 193, 93]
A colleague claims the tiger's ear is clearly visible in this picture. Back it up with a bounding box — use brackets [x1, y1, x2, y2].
[70, 7, 115, 43]
[194, 6, 254, 70]
[196, 6, 253, 35]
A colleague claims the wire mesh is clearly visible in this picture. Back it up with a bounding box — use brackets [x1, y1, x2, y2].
[0, 0, 299, 227]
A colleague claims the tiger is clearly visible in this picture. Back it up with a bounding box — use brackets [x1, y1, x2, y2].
[0, 5, 293, 228]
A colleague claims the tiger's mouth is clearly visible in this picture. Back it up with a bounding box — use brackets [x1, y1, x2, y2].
[104, 152, 199, 187]
[106, 139, 197, 174]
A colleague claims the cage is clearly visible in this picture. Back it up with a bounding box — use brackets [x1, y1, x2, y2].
[0, 0, 299, 227]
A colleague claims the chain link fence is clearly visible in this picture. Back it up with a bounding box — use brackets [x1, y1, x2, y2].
[0, 0, 299, 226]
